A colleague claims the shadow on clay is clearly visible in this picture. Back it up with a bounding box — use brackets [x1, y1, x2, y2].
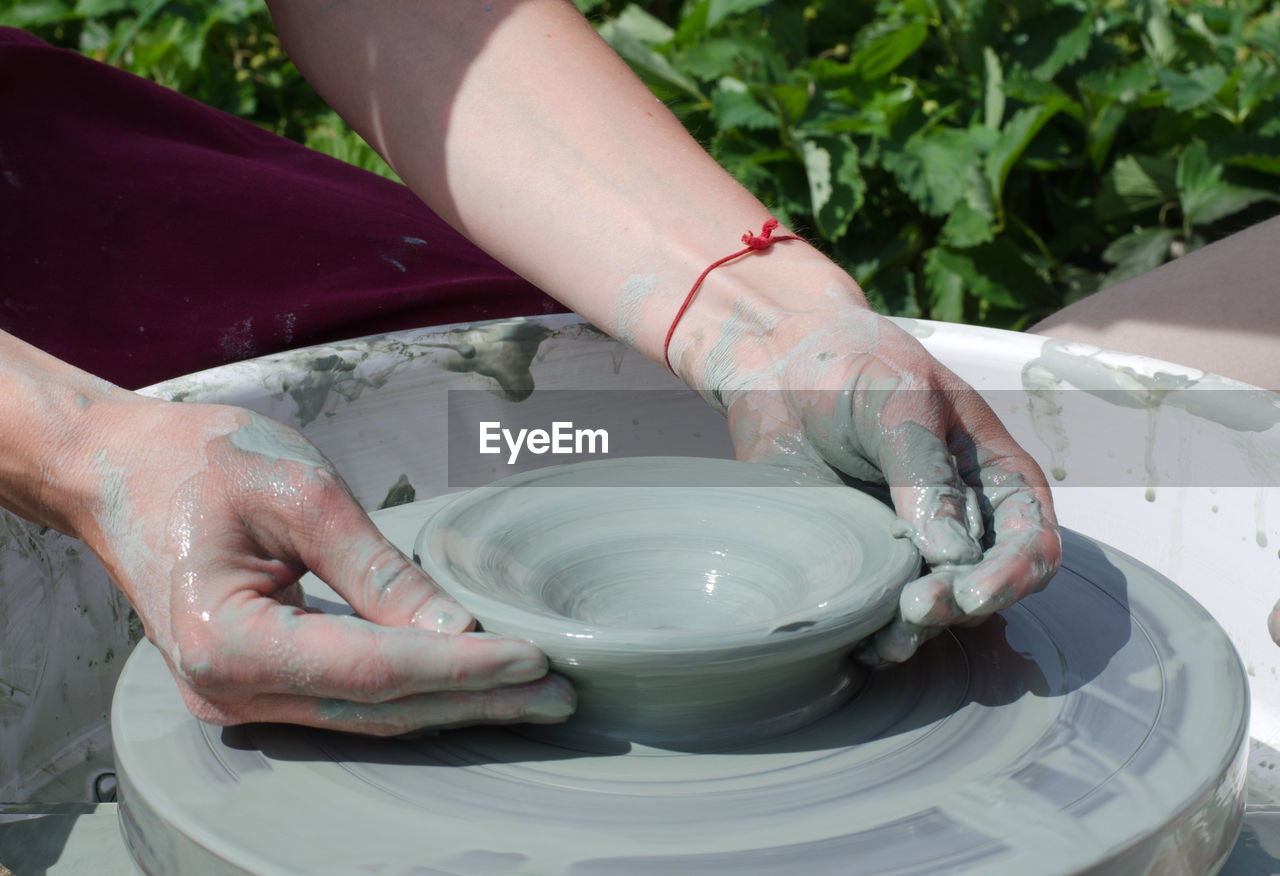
[222, 529, 1130, 767]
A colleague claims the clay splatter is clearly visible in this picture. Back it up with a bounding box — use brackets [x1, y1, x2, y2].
[378, 474, 417, 509]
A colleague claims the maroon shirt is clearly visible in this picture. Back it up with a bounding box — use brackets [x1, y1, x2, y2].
[0, 27, 562, 388]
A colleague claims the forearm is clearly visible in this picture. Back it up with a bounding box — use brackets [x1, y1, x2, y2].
[265, 0, 864, 380]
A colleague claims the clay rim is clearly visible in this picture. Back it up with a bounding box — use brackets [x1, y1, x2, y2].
[413, 456, 921, 658]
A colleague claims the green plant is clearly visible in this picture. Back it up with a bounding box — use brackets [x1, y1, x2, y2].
[585, 0, 1280, 327]
[11, 0, 1280, 327]
[5, 0, 399, 179]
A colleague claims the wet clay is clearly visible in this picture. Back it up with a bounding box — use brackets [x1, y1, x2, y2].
[413, 458, 920, 748]
[0, 510, 135, 803]
[110, 510, 1249, 875]
[1022, 338, 1280, 486]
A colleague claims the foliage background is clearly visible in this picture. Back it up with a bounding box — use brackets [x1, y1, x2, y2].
[8, 0, 1280, 329]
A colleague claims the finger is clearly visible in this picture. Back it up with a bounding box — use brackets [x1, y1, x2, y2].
[185, 606, 551, 702]
[948, 387, 1060, 545]
[950, 519, 1060, 617]
[183, 674, 576, 736]
[797, 382, 986, 566]
[286, 483, 474, 634]
[1271, 598, 1280, 646]
[877, 418, 984, 566]
[898, 567, 966, 627]
[854, 616, 944, 666]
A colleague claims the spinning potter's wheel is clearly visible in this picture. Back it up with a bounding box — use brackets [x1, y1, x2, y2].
[112, 502, 1249, 875]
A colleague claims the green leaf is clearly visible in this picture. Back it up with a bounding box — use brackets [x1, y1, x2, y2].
[679, 37, 748, 80]
[611, 4, 674, 45]
[1095, 154, 1178, 220]
[1249, 9, 1280, 60]
[672, 1, 710, 45]
[1238, 60, 1280, 120]
[1003, 74, 1072, 104]
[598, 18, 704, 102]
[0, 0, 75, 26]
[864, 266, 922, 319]
[801, 135, 865, 241]
[707, 0, 771, 29]
[985, 98, 1070, 203]
[710, 78, 777, 130]
[849, 20, 928, 80]
[882, 126, 979, 217]
[305, 112, 400, 182]
[924, 240, 1052, 312]
[1178, 140, 1280, 226]
[711, 129, 787, 192]
[1033, 13, 1092, 80]
[1088, 102, 1127, 171]
[768, 82, 810, 126]
[1100, 227, 1176, 286]
[1079, 60, 1157, 104]
[924, 250, 966, 322]
[940, 200, 995, 249]
[74, 0, 136, 14]
[983, 46, 1004, 130]
[1224, 150, 1280, 176]
[1157, 65, 1229, 112]
[1143, 10, 1179, 65]
[940, 164, 997, 249]
[1009, 8, 1092, 80]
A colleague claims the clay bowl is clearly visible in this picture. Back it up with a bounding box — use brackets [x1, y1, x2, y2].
[413, 456, 920, 750]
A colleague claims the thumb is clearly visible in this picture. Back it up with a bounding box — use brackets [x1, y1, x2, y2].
[876, 419, 985, 568]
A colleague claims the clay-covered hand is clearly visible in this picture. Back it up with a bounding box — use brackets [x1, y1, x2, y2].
[72, 398, 574, 734]
[681, 301, 1061, 664]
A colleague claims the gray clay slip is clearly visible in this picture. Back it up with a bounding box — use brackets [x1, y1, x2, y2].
[413, 457, 921, 749]
[109, 502, 1249, 875]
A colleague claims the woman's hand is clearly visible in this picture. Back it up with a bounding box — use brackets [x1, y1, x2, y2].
[70, 398, 574, 734]
[676, 297, 1062, 664]
[259, 0, 1060, 666]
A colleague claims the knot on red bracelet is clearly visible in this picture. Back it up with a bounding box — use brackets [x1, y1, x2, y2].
[741, 217, 785, 250]
[662, 218, 803, 374]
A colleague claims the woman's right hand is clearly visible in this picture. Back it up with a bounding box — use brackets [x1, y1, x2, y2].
[0, 338, 575, 735]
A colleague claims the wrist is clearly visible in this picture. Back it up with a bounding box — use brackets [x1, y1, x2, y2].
[661, 241, 868, 389]
[0, 333, 150, 536]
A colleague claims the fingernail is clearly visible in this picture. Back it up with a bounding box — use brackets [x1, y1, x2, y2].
[525, 674, 576, 720]
[876, 619, 933, 663]
[413, 597, 473, 633]
[954, 580, 1010, 615]
[899, 573, 962, 627]
[918, 517, 982, 565]
[495, 656, 549, 686]
[481, 636, 549, 685]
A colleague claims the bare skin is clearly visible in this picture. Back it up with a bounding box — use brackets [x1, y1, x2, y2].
[675, 300, 1060, 662]
[267, 0, 1062, 663]
[0, 331, 573, 735]
[2, 0, 1065, 738]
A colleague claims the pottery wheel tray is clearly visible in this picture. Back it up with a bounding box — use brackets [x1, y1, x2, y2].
[112, 501, 1250, 875]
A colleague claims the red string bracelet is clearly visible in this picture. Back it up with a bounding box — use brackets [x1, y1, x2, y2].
[662, 218, 802, 374]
